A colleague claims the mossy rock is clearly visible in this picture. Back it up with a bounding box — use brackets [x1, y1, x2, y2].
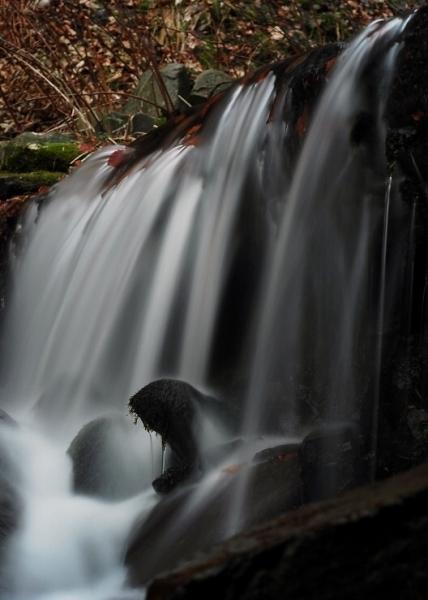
[0, 141, 80, 173]
[190, 70, 234, 104]
[125, 63, 193, 118]
[0, 171, 64, 200]
[14, 132, 75, 144]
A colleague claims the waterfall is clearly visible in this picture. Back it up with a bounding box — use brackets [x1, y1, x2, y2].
[219, 15, 410, 537]
[244, 17, 408, 436]
[0, 75, 290, 434]
[0, 13, 413, 599]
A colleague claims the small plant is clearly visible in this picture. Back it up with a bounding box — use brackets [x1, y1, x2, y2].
[0, 0, 173, 139]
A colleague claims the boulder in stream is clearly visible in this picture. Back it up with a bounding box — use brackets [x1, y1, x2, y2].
[67, 413, 149, 501]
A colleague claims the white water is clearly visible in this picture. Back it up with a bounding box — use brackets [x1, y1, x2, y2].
[0, 15, 412, 599]
[0, 420, 157, 600]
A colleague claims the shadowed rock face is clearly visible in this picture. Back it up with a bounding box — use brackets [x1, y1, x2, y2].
[146, 463, 428, 600]
[129, 379, 222, 494]
[125, 449, 302, 587]
[299, 423, 364, 502]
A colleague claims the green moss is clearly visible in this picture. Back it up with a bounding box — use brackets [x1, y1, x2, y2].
[154, 116, 167, 128]
[195, 40, 218, 70]
[137, 0, 152, 10]
[0, 142, 80, 173]
[0, 171, 64, 185]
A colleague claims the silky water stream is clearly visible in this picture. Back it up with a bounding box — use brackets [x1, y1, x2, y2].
[0, 14, 412, 600]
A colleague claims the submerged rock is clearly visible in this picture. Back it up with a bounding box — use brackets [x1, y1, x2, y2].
[67, 414, 148, 501]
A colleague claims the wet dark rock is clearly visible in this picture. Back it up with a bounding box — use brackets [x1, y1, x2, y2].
[147, 462, 428, 600]
[67, 414, 146, 501]
[190, 70, 234, 104]
[300, 423, 363, 502]
[129, 379, 232, 494]
[125, 451, 302, 586]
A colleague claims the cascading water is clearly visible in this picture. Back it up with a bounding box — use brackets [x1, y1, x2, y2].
[0, 12, 415, 600]
[245, 17, 408, 433]
[223, 16, 411, 537]
[0, 75, 292, 598]
[0, 75, 288, 428]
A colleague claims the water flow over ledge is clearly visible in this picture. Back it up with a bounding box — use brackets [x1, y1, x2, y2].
[0, 13, 414, 599]
[226, 16, 409, 536]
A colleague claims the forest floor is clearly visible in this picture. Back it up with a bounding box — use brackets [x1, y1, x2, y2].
[0, 0, 423, 142]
